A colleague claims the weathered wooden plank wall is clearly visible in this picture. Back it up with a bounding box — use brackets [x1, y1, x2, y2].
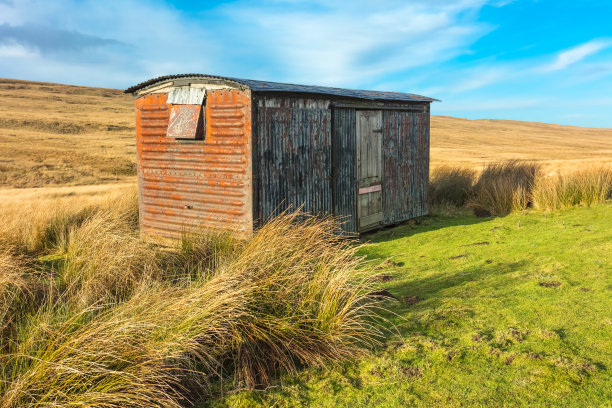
[332, 107, 357, 234]
[253, 96, 332, 225]
[382, 104, 430, 224]
[254, 97, 429, 233]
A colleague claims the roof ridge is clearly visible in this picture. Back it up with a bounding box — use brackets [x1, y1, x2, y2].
[125, 73, 439, 102]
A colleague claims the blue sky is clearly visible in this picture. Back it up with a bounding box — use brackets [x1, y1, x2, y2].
[0, 0, 611, 127]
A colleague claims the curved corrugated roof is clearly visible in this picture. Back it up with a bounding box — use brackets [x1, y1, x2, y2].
[125, 73, 438, 102]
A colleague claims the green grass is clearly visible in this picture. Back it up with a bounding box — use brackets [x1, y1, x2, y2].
[213, 204, 612, 407]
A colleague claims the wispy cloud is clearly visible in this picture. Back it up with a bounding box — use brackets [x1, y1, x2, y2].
[419, 37, 612, 99]
[0, 23, 123, 55]
[543, 39, 612, 72]
[0, 0, 609, 126]
[0, 0, 505, 89]
[0, 0, 220, 85]
[218, 1, 493, 86]
[448, 69, 506, 93]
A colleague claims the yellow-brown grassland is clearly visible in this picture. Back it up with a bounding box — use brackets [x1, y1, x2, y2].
[1, 79, 611, 407]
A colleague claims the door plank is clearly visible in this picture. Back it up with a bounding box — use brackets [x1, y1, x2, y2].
[356, 110, 383, 231]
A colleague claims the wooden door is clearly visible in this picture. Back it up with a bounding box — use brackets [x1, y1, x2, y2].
[356, 110, 383, 231]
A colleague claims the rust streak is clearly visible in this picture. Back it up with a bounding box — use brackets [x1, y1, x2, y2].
[142, 196, 245, 207]
[135, 88, 252, 239]
[210, 112, 244, 119]
[210, 122, 244, 128]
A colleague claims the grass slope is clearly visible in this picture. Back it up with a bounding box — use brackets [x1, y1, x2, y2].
[0, 78, 135, 188]
[217, 204, 612, 407]
[2, 78, 612, 188]
[431, 116, 612, 172]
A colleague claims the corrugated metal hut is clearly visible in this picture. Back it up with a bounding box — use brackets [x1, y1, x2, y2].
[125, 74, 437, 238]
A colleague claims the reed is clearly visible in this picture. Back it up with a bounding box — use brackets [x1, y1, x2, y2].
[469, 161, 540, 215]
[429, 166, 475, 207]
[532, 165, 612, 211]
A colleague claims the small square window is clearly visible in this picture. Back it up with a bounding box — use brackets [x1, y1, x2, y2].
[167, 104, 205, 140]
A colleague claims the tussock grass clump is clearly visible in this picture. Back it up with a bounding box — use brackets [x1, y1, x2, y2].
[0, 251, 29, 304]
[0, 251, 33, 339]
[532, 165, 612, 211]
[224, 213, 381, 388]
[0, 188, 382, 407]
[427, 161, 611, 216]
[469, 161, 540, 215]
[429, 166, 475, 207]
[0, 186, 138, 253]
[0, 278, 248, 408]
[54, 209, 160, 306]
[174, 230, 242, 281]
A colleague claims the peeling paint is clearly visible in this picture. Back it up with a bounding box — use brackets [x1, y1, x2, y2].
[135, 89, 252, 239]
[133, 81, 431, 238]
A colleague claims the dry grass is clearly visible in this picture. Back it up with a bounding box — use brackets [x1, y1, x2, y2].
[532, 165, 612, 211]
[431, 116, 612, 173]
[224, 212, 381, 388]
[0, 187, 382, 407]
[1, 278, 249, 408]
[0, 183, 137, 253]
[2, 78, 612, 189]
[429, 166, 475, 207]
[468, 161, 540, 216]
[428, 161, 612, 216]
[0, 251, 33, 339]
[0, 79, 135, 188]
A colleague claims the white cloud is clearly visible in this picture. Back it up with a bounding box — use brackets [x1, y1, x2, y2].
[0, 0, 223, 86]
[0, 0, 522, 92]
[219, 1, 493, 86]
[448, 69, 506, 93]
[543, 39, 612, 72]
[415, 38, 612, 100]
[0, 42, 38, 58]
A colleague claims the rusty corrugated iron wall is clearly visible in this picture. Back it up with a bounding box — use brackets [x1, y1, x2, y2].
[332, 107, 357, 234]
[253, 96, 332, 225]
[382, 104, 430, 224]
[135, 89, 252, 238]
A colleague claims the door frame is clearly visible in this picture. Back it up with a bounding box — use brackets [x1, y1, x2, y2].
[355, 109, 384, 232]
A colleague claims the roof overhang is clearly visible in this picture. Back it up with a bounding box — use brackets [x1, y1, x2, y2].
[125, 73, 440, 103]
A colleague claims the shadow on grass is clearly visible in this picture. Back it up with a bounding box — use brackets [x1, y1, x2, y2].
[359, 216, 530, 337]
[361, 213, 492, 244]
[388, 259, 528, 299]
[374, 259, 530, 336]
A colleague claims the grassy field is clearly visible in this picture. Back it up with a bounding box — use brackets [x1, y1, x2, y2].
[1, 183, 609, 407]
[217, 204, 612, 407]
[431, 116, 612, 173]
[1, 78, 611, 407]
[1, 78, 611, 188]
[0, 187, 384, 407]
[0, 78, 135, 188]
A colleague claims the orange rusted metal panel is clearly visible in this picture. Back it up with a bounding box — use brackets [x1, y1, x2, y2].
[135, 88, 252, 239]
[166, 104, 203, 139]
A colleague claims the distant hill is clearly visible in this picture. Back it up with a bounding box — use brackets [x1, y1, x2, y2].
[1, 78, 611, 188]
[431, 115, 612, 173]
[0, 79, 135, 188]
